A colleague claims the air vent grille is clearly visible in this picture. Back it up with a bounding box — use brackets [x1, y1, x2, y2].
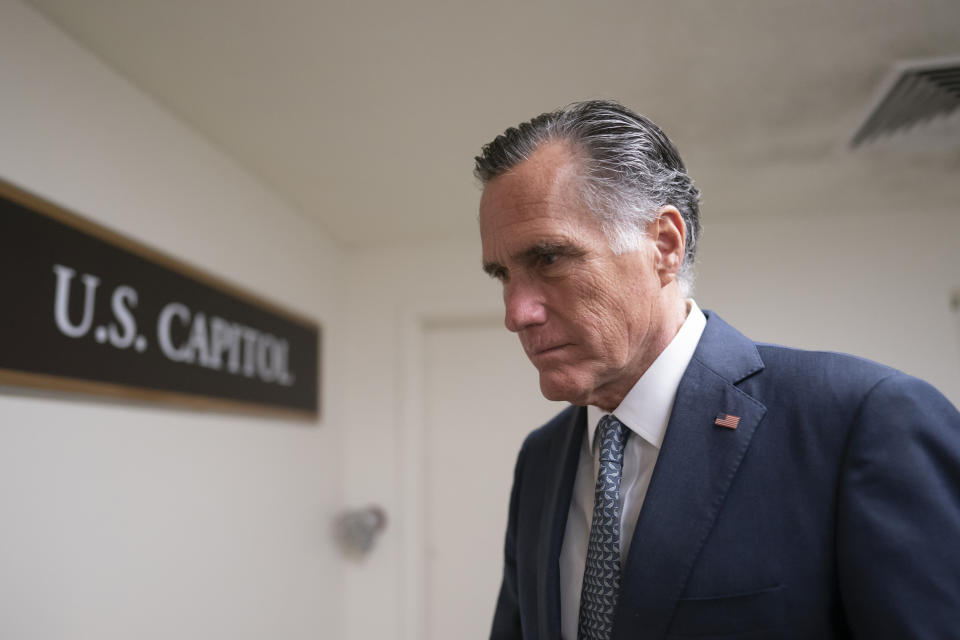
[851, 56, 960, 148]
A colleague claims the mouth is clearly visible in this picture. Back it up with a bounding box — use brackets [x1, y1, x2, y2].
[528, 343, 571, 360]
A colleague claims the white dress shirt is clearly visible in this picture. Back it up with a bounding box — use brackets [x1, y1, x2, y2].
[559, 300, 707, 639]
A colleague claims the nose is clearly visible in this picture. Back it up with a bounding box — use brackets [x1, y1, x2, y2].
[503, 279, 547, 333]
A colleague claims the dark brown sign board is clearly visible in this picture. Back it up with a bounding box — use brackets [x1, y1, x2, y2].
[0, 178, 320, 420]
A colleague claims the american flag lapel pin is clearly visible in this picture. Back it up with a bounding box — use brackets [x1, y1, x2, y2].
[714, 413, 741, 429]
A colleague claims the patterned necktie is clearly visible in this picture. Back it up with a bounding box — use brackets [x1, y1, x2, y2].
[578, 414, 629, 640]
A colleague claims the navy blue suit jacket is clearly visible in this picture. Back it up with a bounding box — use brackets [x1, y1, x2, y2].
[490, 312, 960, 639]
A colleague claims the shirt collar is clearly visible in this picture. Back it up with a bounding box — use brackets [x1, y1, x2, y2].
[587, 299, 706, 450]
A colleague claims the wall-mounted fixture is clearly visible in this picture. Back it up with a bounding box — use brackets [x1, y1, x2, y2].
[334, 505, 388, 558]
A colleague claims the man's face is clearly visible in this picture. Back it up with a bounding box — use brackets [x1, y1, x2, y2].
[479, 142, 675, 410]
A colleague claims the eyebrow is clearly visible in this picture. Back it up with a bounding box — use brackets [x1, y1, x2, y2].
[516, 241, 583, 264]
[482, 260, 504, 278]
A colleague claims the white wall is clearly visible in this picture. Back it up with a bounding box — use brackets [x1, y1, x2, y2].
[695, 207, 960, 406]
[341, 208, 960, 639]
[0, 2, 345, 639]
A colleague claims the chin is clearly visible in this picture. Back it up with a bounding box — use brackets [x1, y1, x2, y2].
[538, 371, 591, 406]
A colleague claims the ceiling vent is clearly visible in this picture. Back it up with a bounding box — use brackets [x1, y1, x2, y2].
[851, 55, 960, 148]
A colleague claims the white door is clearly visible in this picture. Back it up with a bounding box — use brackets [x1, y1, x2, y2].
[421, 316, 565, 639]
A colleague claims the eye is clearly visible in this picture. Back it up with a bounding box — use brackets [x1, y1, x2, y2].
[536, 252, 560, 269]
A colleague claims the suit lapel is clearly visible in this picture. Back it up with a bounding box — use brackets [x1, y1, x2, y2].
[537, 405, 586, 640]
[613, 313, 767, 640]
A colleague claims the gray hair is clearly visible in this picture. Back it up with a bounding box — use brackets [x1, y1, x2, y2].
[474, 100, 701, 295]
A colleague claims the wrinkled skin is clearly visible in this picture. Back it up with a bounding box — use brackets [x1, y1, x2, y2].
[479, 141, 687, 411]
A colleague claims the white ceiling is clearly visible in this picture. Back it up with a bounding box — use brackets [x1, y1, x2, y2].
[26, 0, 960, 249]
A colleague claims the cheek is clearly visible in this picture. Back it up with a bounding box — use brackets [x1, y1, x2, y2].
[565, 279, 634, 353]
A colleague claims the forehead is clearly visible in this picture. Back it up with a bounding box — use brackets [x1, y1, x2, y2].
[479, 142, 600, 245]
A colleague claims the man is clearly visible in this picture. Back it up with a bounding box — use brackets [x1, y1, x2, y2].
[475, 100, 960, 639]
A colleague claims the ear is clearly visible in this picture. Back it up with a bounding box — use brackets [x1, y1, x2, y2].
[652, 205, 686, 285]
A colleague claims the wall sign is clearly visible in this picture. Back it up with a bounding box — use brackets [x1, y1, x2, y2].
[0, 178, 320, 420]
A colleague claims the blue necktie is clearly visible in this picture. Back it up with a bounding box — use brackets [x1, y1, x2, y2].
[578, 414, 629, 640]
